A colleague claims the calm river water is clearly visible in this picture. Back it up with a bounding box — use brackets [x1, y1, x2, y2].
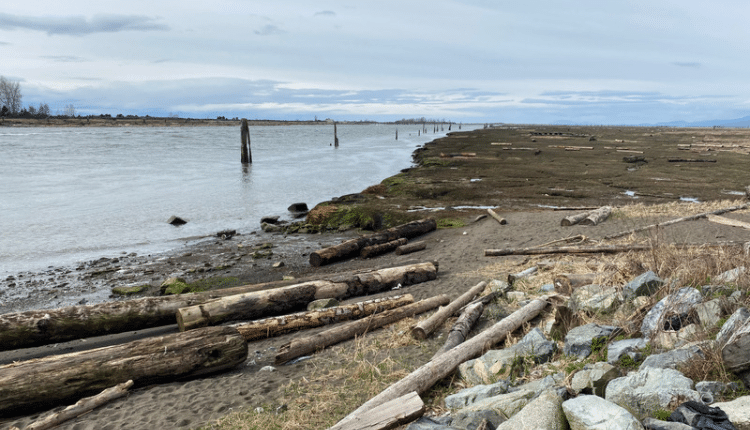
[0, 123, 467, 276]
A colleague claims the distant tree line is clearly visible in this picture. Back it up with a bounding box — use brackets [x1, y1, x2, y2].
[395, 117, 450, 124]
[0, 75, 74, 119]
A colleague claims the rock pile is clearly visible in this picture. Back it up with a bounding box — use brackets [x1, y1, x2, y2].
[407, 267, 750, 430]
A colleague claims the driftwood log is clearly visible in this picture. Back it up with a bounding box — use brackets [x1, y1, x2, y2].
[361, 238, 408, 259]
[485, 244, 652, 256]
[411, 281, 487, 340]
[395, 241, 426, 255]
[431, 302, 484, 359]
[508, 266, 538, 285]
[328, 391, 424, 430]
[275, 295, 450, 365]
[604, 203, 750, 240]
[331, 296, 552, 427]
[21, 380, 134, 430]
[707, 214, 750, 230]
[560, 211, 591, 227]
[0, 264, 429, 351]
[0, 277, 308, 351]
[0, 326, 247, 416]
[231, 294, 414, 341]
[487, 208, 507, 225]
[561, 206, 611, 226]
[177, 262, 438, 331]
[309, 219, 437, 267]
[580, 206, 611, 226]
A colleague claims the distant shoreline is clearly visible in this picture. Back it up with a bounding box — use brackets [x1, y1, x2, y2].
[0, 117, 387, 128]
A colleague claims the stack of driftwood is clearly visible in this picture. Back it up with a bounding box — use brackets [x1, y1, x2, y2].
[0, 219, 442, 429]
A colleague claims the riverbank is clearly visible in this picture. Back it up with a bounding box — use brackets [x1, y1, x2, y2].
[3, 125, 750, 429]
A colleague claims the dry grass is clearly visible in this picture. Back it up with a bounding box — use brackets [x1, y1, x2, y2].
[203, 319, 425, 430]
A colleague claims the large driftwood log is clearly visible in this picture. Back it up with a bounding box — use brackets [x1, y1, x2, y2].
[604, 203, 750, 240]
[309, 219, 437, 267]
[331, 296, 552, 428]
[431, 302, 484, 359]
[485, 244, 652, 256]
[0, 326, 247, 416]
[707, 214, 750, 230]
[411, 281, 487, 340]
[328, 391, 424, 430]
[232, 295, 414, 341]
[23, 380, 134, 430]
[395, 240, 426, 255]
[177, 262, 438, 331]
[0, 277, 308, 352]
[275, 295, 450, 365]
[361, 238, 408, 259]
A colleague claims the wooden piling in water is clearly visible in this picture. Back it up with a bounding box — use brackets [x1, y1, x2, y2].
[240, 118, 252, 163]
[334, 122, 339, 147]
[396, 129, 398, 140]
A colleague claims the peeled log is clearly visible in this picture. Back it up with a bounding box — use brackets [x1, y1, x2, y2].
[561, 211, 591, 227]
[232, 294, 414, 341]
[310, 219, 437, 267]
[24, 380, 134, 430]
[328, 391, 424, 430]
[431, 302, 484, 359]
[579, 206, 611, 226]
[275, 295, 450, 365]
[332, 296, 552, 427]
[0, 326, 247, 416]
[411, 281, 487, 340]
[361, 238, 408, 259]
[177, 262, 438, 331]
[395, 241, 427, 256]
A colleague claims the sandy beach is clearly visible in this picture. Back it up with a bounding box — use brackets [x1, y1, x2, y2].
[4, 125, 750, 429]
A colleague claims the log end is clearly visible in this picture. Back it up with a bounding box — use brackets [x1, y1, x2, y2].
[410, 326, 427, 340]
[309, 252, 323, 267]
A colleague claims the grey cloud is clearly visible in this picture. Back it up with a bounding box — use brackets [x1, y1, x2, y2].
[315, 11, 336, 17]
[0, 40, 9, 45]
[0, 13, 169, 36]
[254, 24, 284, 36]
[673, 61, 701, 68]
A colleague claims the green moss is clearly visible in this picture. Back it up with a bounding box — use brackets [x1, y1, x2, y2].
[111, 284, 150, 296]
[188, 276, 240, 291]
[436, 218, 466, 229]
[163, 281, 191, 295]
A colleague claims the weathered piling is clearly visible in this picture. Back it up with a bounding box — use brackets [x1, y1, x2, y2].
[334, 122, 339, 147]
[240, 118, 252, 163]
[396, 129, 398, 140]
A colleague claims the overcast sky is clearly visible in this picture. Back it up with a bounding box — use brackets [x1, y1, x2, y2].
[1, 1, 749, 124]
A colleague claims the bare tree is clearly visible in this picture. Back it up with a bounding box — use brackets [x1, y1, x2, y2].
[0, 76, 22, 114]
